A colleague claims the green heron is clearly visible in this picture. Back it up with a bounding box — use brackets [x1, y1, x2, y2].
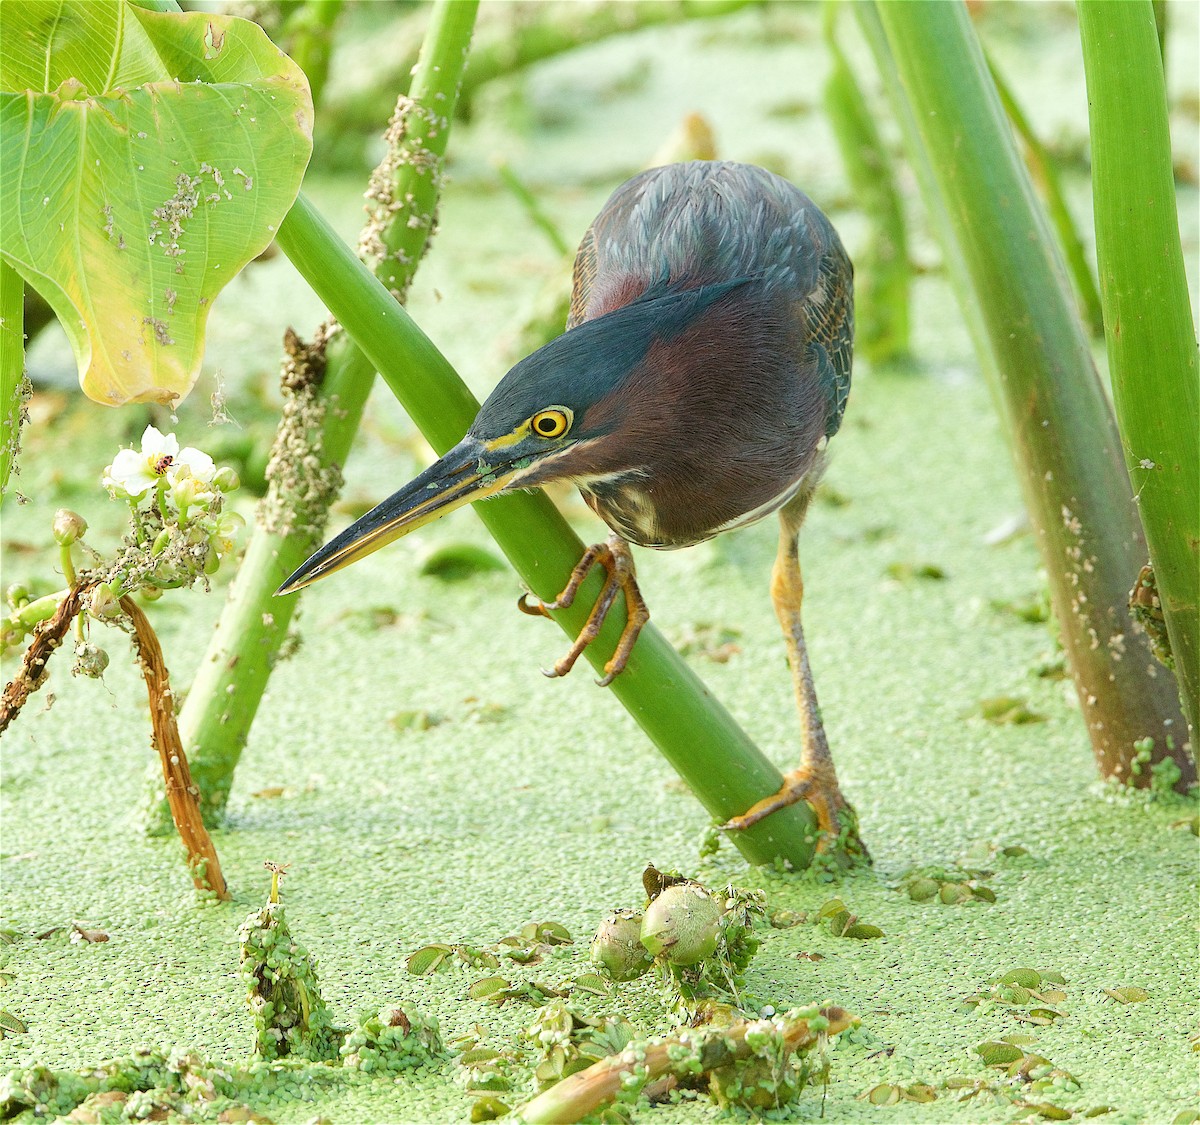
[279, 161, 860, 851]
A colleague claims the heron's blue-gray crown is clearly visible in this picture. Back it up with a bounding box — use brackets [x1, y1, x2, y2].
[468, 274, 755, 447]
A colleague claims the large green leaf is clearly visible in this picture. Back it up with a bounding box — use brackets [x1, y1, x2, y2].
[0, 1, 312, 406]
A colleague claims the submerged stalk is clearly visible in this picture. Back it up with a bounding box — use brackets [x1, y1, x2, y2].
[276, 193, 820, 869]
[1078, 0, 1199, 748]
[168, 0, 479, 824]
[868, 0, 1192, 784]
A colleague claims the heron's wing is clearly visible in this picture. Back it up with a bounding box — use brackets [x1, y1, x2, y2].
[568, 162, 854, 435]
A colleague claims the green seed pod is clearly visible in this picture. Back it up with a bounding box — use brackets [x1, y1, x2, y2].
[140, 585, 164, 602]
[213, 466, 240, 493]
[52, 508, 88, 546]
[641, 883, 721, 965]
[151, 529, 172, 557]
[5, 582, 30, 609]
[203, 544, 221, 575]
[590, 909, 653, 981]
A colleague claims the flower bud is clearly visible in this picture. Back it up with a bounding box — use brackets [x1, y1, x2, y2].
[591, 910, 653, 982]
[213, 466, 240, 493]
[6, 583, 30, 609]
[140, 585, 164, 602]
[52, 509, 88, 546]
[641, 883, 722, 966]
[204, 546, 221, 575]
[151, 529, 173, 557]
[88, 583, 122, 620]
[73, 642, 110, 679]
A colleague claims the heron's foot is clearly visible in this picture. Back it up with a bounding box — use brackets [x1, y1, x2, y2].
[720, 760, 868, 860]
[516, 536, 649, 687]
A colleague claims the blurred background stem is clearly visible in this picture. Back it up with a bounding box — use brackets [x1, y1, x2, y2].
[1078, 0, 1199, 749]
[822, 0, 910, 368]
[0, 261, 26, 496]
[867, 0, 1193, 786]
[151, 0, 480, 829]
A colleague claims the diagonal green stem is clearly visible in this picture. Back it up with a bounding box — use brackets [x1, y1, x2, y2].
[866, 0, 1192, 784]
[275, 193, 819, 869]
[1078, 0, 1199, 748]
[168, 0, 480, 825]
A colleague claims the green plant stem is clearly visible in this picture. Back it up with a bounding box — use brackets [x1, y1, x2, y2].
[868, 0, 1192, 784]
[0, 259, 27, 496]
[986, 50, 1105, 340]
[1078, 0, 1199, 749]
[495, 161, 573, 257]
[822, 0, 909, 367]
[319, 0, 753, 157]
[279, 0, 344, 111]
[275, 192, 820, 869]
[171, 0, 480, 824]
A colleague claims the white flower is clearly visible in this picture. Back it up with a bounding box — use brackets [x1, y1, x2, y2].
[208, 511, 245, 557]
[103, 426, 216, 499]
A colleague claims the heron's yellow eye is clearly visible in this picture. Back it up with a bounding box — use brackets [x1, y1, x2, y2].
[530, 407, 571, 439]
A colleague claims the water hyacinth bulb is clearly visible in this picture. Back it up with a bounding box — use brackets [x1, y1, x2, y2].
[641, 883, 722, 966]
[590, 909, 653, 981]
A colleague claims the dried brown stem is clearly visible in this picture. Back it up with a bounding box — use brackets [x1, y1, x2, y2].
[0, 583, 91, 734]
[120, 597, 229, 900]
[517, 1006, 857, 1124]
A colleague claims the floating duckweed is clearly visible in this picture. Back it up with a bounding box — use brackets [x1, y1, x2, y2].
[238, 896, 342, 1063]
[340, 1006, 444, 1073]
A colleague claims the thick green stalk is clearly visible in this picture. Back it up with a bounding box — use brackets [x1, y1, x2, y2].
[276, 193, 819, 869]
[986, 51, 1105, 339]
[1078, 0, 1199, 749]
[171, 0, 480, 823]
[822, 1, 909, 366]
[0, 260, 27, 496]
[870, 1, 1192, 783]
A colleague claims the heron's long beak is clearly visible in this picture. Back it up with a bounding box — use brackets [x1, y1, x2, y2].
[275, 435, 521, 594]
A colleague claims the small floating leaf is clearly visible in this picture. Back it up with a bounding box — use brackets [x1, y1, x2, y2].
[974, 1040, 1023, 1066]
[1000, 968, 1042, 989]
[419, 544, 506, 581]
[406, 944, 453, 976]
[1024, 1102, 1072, 1120]
[906, 877, 941, 902]
[1103, 986, 1148, 1004]
[1169, 1113, 1200, 1125]
[860, 1084, 902, 1105]
[885, 561, 947, 582]
[0, 1010, 27, 1036]
[470, 1095, 511, 1122]
[389, 709, 441, 733]
[1083, 1109, 1116, 1118]
[843, 923, 884, 939]
[468, 976, 511, 1000]
[571, 973, 608, 995]
[973, 696, 1048, 724]
[904, 1083, 938, 1103]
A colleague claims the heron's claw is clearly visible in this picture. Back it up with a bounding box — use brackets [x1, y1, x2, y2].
[522, 535, 649, 686]
[720, 761, 867, 860]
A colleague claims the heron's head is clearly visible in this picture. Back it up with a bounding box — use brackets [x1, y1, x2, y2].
[276, 278, 751, 594]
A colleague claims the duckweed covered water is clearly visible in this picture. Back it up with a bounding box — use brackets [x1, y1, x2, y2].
[2, 3, 1197, 1122]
